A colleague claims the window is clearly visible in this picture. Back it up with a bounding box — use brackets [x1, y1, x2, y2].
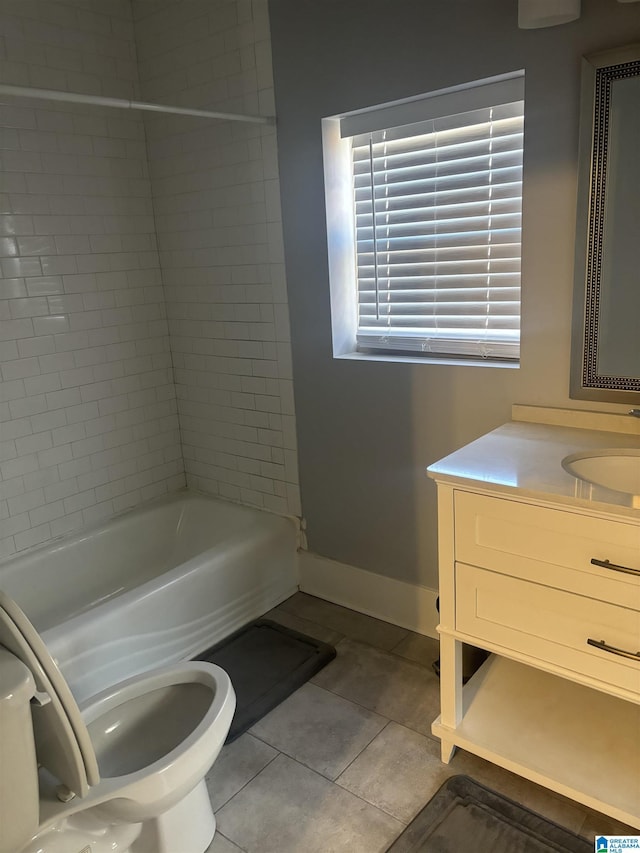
[323, 73, 525, 364]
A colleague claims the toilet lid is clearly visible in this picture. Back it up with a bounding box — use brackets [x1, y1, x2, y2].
[0, 591, 99, 795]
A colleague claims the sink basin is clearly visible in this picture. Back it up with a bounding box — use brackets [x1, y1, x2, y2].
[562, 449, 640, 498]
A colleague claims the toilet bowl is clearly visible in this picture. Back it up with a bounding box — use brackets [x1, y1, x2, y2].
[0, 591, 235, 853]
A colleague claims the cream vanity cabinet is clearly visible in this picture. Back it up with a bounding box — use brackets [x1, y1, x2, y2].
[428, 419, 640, 828]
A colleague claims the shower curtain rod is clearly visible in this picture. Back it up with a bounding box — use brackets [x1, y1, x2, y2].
[0, 83, 274, 125]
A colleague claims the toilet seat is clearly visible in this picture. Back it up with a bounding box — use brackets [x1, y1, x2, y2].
[0, 590, 235, 853]
[0, 591, 98, 796]
[77, 660, 234, 820]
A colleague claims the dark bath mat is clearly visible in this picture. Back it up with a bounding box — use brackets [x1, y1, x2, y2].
[386, 775, 591, 852]
[195, 618, 336, 743]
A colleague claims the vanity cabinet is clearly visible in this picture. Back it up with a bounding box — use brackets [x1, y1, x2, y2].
[431, 482, 640, 827]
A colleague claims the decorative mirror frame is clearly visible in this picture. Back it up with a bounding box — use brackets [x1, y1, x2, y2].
[570, 43, 640, 403]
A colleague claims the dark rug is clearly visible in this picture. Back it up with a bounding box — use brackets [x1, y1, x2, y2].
[196, 618, 336, 743]
[386, 775, 591, 852]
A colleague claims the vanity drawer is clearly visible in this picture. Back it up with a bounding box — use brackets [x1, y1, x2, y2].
[454, 491, 640, 598]
[456, 561, 640, 698]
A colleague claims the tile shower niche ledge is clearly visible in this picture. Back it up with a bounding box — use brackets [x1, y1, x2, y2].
[427, 420, 640, 828]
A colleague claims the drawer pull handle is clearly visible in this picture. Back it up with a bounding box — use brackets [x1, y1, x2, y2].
[587, 638, 640, 661]
[590, 557, 640, 577]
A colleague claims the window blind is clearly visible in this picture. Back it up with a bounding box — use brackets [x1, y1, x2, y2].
[351, 101, 524, 360]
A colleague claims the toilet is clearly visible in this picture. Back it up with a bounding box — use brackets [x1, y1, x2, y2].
[0, 591, 236, 853]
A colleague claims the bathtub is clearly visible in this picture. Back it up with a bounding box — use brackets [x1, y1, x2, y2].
[0, 491, 298, 704]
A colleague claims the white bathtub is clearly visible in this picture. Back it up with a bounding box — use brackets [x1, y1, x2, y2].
[0, 491, 298, 704]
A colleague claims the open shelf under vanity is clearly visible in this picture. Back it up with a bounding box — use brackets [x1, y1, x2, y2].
[432, 653, 640, 828]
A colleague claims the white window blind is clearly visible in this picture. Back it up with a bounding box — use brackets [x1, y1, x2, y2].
[350, 99, 524, 360]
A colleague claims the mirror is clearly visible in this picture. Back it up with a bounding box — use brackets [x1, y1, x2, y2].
[570, 44, 640, 403]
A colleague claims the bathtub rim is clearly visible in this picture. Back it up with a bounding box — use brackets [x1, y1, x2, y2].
[0, 487, 301, 572]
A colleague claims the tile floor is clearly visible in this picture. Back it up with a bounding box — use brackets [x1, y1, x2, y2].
[204, 592, 635, 852]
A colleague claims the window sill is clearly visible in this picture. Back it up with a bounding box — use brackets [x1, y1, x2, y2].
[334, 351, 520, 369]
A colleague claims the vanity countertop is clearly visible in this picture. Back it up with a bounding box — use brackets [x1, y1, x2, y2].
[427, 420, 640, 517]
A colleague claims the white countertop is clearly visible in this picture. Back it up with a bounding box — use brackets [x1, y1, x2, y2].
[427, 420, 640, 517]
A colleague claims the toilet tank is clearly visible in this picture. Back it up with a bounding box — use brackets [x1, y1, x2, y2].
[0, 648, 39, 853]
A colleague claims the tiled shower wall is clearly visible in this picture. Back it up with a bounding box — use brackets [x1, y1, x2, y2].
[0, 0, 184, 560]
[0, 0, 299, 560]
[133, 0, 300, 517]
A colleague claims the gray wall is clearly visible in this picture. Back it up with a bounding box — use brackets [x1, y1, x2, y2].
[269, 0, 640, 590]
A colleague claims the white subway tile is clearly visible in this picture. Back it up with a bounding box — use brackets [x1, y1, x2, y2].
[32, 315, 70, 336]
[14, 522, 52, 550]
[40, 255, 78, 275]
[29, 499, 65, 526]
[0, 471, 26, 504]
[0, 236, 18, 256]
[50, 511, 84, 538]
[58, 456, 92, 481]
[44, 479, 80, 502]
[45, 388, 81, 411]
[0, 378, 26, 403]
[263, 494, 288, 514]
[0, 440, 17, 463]
[2, 356, 40, 381]
[81, 500, 115, 526]
[52, 423, 86, 447]
[63, 489, 96, 514]
[0, 278, 27, 300]
[0, 342, 19, 363]
[1, 453, 40, 480]
[1, 0, 295, 558]
[9, 395, 47, 419]
[37, 444, 72, 469]
[17, 336, 54, 358]
[55, 234, 91, 255]
[65, 401, 100, 423]
[0, 536, 17, 560]
[29, 409, 67, 434]
[9, 296, 49, 319]
[24, 373, 61, 396]
[16, 235, 56, 256]
[2, 256, 42, 277]
[0, 415, 31, 441]
[54, 331, 90, 352]
[1, 511, 35, 539]
[16, 431, 52, 456]
[26, 276, 64, 297]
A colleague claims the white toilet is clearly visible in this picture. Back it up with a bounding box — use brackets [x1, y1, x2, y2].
[0, 591, 236, 853]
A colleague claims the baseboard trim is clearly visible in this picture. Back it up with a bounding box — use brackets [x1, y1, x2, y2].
[298, 551, 439, 639]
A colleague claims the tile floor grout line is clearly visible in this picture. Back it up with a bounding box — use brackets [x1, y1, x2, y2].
[248, 717, 389, 788]
[333, 718, 393, 781]
[330, 716, 448, 825]
[217, 830, 248, 853]
[332, 771, 416, 828]
[284, 750, 407, 829]
[212, 745, 281, 816]
[332, 783, 412, 832]
[307, 672, 441, 743]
